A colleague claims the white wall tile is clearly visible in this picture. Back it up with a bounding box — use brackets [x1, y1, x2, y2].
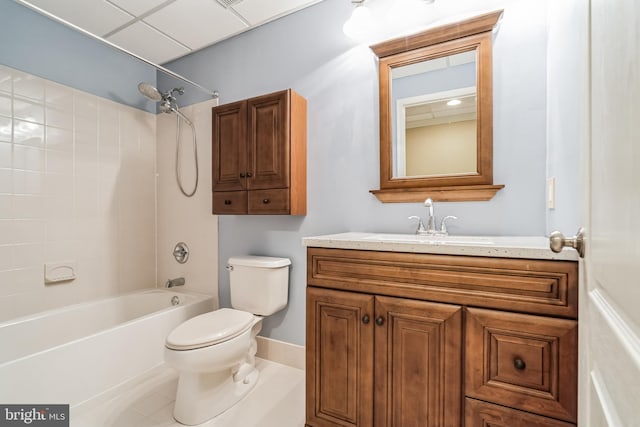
[45, 81, 74, 110]
[44, 173, 73, 197]
[0, 245, 12, 271]
[0, 66, 157, 321]
[13, 145, 45, 172]
[13, 195, 44, 219]
[46, 127, 73, 152]
[45, 106, 74, 130]
[13, 120, 44, 147]
[0, 220, 12, 245]
[0, 195, 11, 219]
[12, 242, 44, 269]
[12, 219, 45, 245]
[12, 72, 45, 102]
[46, 217, 75, 243]
[0, 142, 12, 168]
[44, 241, 77, 262]
[0, 94, 11, 117]
[0, 170, 12, 194]
[13, 99, 44, 124]
[0, 66, 11, 94]
[0, 116, 11, 142]
[74, 93, 98, 119]
[13, 170, 44, 195]
[46, 149, 74, 175]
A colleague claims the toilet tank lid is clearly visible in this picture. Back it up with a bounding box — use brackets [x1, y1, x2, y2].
[228, 255, 291, 268]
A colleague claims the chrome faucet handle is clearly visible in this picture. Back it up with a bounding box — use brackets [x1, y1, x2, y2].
[408, 216, 427, 235]
[439, 216, 458, 235]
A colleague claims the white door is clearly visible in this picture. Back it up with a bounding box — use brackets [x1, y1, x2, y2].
[579, 0, 640, 424]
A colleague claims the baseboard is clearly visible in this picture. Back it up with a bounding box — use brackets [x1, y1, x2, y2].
[256, 336, 305, 371]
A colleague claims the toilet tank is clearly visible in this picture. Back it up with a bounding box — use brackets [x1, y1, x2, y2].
[228, 256, 291, 316]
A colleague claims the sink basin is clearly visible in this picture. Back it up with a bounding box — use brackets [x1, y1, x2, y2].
[362, 233, 496, 246]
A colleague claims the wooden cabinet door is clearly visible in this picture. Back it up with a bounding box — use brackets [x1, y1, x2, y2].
[306, 287, 374, 427]
[212, 100, 247, 191]
[374, 296, 462, 427]
[247, 90, 289, 190]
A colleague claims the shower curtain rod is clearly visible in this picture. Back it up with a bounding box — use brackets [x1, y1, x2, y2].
[16, 0, 219, 99]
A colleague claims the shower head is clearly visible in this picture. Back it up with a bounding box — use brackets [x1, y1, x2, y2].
[138, 82, 162, 101]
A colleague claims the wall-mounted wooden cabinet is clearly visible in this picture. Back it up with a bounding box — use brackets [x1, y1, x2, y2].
[305, 247, 578, 427]
[212, 89, 306, 215]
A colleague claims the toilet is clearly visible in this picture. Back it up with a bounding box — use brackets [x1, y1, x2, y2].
[164, 255, 291, 425]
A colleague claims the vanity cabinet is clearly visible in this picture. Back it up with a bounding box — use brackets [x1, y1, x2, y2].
[305, 247, 578, 427]
[211, 89, 306, 215]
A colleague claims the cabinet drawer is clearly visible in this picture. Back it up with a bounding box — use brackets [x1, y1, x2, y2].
[465, 307, 577, 423]
[307, 248, 578, 318]
[249, 189, 290, 214]
[212, 191, 247, 214]
[465, 398, 575, 427]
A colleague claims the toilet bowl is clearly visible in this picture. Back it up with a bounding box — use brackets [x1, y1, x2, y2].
[164, 255, 291, 425]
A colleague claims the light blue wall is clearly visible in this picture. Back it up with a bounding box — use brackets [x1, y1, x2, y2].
[0, 1, 156, 112]
[162, 0, 574, 346]
[545, 1, 587, 235]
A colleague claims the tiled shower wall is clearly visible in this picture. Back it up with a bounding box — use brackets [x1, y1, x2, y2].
[0, 65, 156, 321]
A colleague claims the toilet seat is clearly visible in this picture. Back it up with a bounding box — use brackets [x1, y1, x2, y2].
[166, 308, 254, 351]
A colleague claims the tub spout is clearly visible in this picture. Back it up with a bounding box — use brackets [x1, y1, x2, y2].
[166, 277, 185, 288]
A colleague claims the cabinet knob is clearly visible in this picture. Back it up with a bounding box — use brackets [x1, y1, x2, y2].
[362, 315, 370, 324]
[513, 358, 526, 370]
[375, 316, 384, 326]
[224, 200, 232, 205]
[246, 172, 253, 177]
[239, 173, 246, 178]
[262, 198, 270, 204]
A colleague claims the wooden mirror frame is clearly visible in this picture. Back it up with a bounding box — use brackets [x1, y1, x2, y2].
[370, 10, 504, 203]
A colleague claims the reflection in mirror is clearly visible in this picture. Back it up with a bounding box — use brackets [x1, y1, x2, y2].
[392, 50, 477, 177]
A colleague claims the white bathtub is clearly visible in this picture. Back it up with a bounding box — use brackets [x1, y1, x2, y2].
[0, 288, 214, 406]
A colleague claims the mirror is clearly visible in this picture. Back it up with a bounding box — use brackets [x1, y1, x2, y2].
[370, 10, 504, 203]
[392, 50, 477, 177]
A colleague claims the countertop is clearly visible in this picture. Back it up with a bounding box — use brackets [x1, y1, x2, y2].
[302, 232, 579, 261]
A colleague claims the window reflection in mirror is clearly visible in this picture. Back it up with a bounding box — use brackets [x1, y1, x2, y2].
[391, 50, 478, 178]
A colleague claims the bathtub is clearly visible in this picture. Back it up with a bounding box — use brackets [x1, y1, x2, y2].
[0, 288, 214, 406]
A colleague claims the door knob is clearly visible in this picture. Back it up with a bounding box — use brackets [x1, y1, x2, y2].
[549, 227, 585, 258]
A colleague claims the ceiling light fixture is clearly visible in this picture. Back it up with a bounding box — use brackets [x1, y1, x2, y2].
[447, 99, 462, 107]
[343, 0, 374, 40]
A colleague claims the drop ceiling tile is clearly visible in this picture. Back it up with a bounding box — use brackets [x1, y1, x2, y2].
[107, 0, 168, 17]
[232, 0, 319, 26]
[144, 0, 248, 51]
[23, 0, 133, 36]
[107, 22, 190, 64]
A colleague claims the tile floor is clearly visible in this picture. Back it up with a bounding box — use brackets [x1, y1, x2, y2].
[71, 358, 305, 427]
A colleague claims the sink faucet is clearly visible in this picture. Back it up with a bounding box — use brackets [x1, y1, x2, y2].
[408, 198, 458, 235]
[424, 198, 436, 234]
